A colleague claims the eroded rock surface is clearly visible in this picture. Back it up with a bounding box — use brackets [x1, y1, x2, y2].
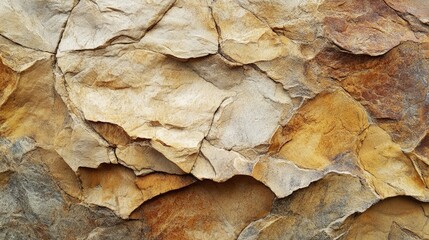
[238, 174, 379, 239]
[313, 41, 429, 150]
[333, 197, 429, 239]
[1, 0, 429, 238]
[130, 176, 274, 240]
[319, 0, 421, 56]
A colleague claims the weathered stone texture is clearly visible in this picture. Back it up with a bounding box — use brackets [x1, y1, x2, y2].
[1, 0, 429, 239]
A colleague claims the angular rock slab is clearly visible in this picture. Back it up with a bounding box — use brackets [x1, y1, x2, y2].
[1, 0, 429, 236]
[358, 126, 428, 200]
[116, 142, 185, 175]
[134, 172, 195, 199]
[191, 140, 256, 182]
[0, 138, 149, 240]
[139, 0, 218, 58]
[238, 173, 379, 239]
[0, 0, 76, 52]
[0, 41, 68, 147]
[314, 42, 429, 150]
[78, 164, 195, 219]
[189, 62, 294, 182]
[89, 121, 185, 175]
[414, 134, 429, 163]
[212, 0, 300, 64]
[58, 0, 175, 51]
[0, 58, 18, 108]
[58, 46, 232, 172]
[131, 176, 275, 240]
[206, 66, 293, 151]
[54, 118, 114, 171]
[319, 0, 419, 55]
[385, 0, 429, 24]
[89, 121, 132, 146]
[335, 197, 429, 239]
[252, 156, 324, 198]
[269, 90, 369, 170]
[236, 0, 322, 42]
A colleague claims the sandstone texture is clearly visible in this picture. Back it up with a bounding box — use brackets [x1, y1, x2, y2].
[1, 0, 429, 239]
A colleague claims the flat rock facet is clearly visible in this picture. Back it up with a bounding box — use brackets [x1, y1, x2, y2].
[320, 0, 419, 56]
[269, 90, 369, 170]
[1, 0, 429, 238]
[59, 0, 176, 51]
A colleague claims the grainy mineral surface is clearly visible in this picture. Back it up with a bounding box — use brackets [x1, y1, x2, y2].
[1, 0, 429, 239]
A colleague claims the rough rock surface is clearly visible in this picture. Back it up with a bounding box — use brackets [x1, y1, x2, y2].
[1, 0, 429, 239]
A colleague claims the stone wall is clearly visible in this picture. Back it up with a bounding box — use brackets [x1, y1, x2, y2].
[1, 0, 429, 239]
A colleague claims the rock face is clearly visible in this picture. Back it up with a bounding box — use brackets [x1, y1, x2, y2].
[1, 0, 429, 239]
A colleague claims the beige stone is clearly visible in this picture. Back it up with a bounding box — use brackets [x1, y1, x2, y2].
[357, 126, 428, 199]
[58, 0, 175, 51]
[414, 134, 429, 164]
[338, 197, 429, 239]
[207, 67, 293, 151]
[0, 0, 76, 52]
[255, 56, 318, 100]
[192, 140, 256, 182]
[252, 157, 323, 197]
[0, 36, 50, 72]
[236, 0, 322, 42]
[116, 142, 184, 175]
[239, 173, 378, 239]
[0, 58, 18, 108]
[135, 172, 195, 201]
[79, 164, 144, 219]
[54, 118, 114, 171]
[270, 90, 369, 170]
[408, 153, 429, 189]
[0, 46, 68, 147]
[89, 121, 132, 147]
[212, 0, 300, 64]
[58, 46, 232, 172]
[79, 164, 194, 219]
[139, 0, 218, 58]
[1, 0, 429, 236]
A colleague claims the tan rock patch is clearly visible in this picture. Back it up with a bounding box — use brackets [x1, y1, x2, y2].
[270, 90, 369, 170]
